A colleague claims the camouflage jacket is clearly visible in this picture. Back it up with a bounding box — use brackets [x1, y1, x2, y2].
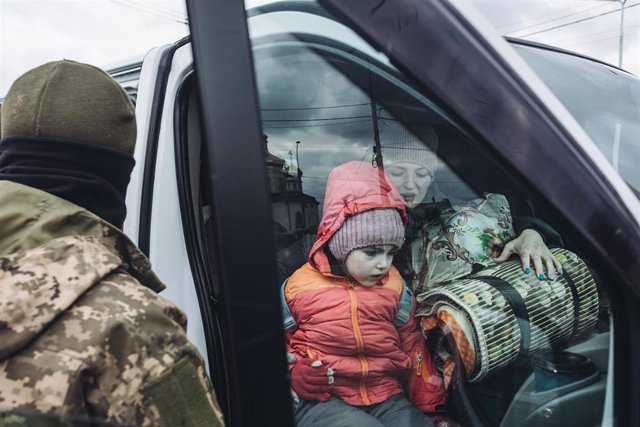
[0, 181, 224, 427]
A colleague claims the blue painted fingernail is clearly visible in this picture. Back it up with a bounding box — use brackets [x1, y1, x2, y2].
[538, 274, 545, 280]
[524, 268, 530, 274]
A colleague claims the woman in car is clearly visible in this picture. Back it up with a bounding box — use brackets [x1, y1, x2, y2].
[380, 124, 563, 292]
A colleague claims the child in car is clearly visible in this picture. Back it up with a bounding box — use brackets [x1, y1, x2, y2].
[280, 160, 450, 427]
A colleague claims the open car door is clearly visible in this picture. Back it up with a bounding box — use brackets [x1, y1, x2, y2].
[185, 0, 640, 426]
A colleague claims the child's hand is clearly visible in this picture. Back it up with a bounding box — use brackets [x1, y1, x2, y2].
[494, 229, 563, 280]
[289, 355, 335, 402]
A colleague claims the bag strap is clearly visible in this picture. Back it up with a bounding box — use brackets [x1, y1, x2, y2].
[394, 281, 415, 327]
[280, 279, 297, 331]
[473, 276, 531, 351]
[561, 269, 581, 336]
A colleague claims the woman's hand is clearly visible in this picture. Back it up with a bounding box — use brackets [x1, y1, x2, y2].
[494, 229, 563, 280]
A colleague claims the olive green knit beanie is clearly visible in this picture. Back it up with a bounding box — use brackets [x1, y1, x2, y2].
[0, 60, 135, 155]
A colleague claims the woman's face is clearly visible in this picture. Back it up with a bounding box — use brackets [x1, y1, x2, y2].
[386, 161, 433, 208]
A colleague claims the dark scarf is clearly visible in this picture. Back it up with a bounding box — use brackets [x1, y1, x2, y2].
[403, 199, 452, 243]
[394, 199, 452, 283]
[0, 136, 135, 227]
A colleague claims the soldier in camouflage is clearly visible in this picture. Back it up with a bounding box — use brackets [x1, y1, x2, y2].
[0, 60, 224, 426]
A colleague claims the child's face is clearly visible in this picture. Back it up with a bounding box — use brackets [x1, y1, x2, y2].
[345, 244, 398, 287]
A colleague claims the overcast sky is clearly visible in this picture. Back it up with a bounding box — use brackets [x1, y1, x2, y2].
[0, 0, 638, 95]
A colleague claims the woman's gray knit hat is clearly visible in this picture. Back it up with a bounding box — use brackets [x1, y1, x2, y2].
[328, 209, 405, 262]
[380, 123, 439, 169]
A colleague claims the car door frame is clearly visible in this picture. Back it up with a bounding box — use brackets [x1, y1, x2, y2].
[185, 0, 294, 426]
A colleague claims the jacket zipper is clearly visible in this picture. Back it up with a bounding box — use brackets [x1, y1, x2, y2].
[416, 351, 423, 376]
[348, 286, 371, 405]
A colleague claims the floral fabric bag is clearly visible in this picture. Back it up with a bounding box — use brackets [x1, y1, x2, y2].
[410, 193, 515, 292]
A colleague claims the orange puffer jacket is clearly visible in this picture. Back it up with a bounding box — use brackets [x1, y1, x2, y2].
[283, 264, 445, 411]
[281, 161, 446, 412]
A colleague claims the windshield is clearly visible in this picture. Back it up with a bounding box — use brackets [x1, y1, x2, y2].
[514, 43, 640, 193]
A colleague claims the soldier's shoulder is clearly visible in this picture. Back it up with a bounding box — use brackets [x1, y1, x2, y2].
[80, 268, 188, 330]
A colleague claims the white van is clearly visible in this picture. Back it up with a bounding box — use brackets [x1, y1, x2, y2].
[102, 1, 640, 426]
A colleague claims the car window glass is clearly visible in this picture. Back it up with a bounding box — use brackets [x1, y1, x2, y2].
[244, 6, 613, 427]
[514, 44, 640, 193]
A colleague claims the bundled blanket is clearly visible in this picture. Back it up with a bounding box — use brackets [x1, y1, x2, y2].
[416, 248, 599, 383]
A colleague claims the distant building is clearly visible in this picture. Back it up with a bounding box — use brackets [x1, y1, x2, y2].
[263, 134, 319, 252]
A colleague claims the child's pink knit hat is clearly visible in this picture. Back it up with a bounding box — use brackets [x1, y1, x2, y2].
[327, 208, 404, 262]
